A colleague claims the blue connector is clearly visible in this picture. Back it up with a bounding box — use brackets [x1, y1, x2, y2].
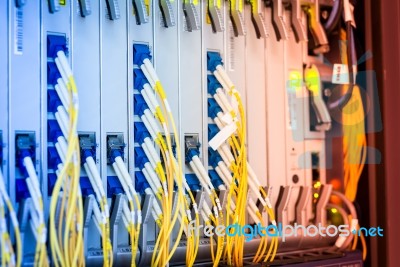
[184, 137, 201, 163]
[207, 52, 223, 72]
[209, 170, 224, 189]
[134, 122, 150, 144]
[133, 44, 151, 66]
[106, 135, 125, 164]
[107, 176, 124, 198]
[80, 176, 95, 197]
[208, 98, 222, 119]
[134, 94, 149, 116]
[47, 35, 67, 58]
[15, 134, 36, 177]
[16, 179, 30, 202]
[48, 147, 62, 170]
[108, 149, 123, 165]
[207, 75, 222, 95]
[135, 171, 150, 195]
[185, 174, 201, 191]
[79, 134, 97, 163]
[48, 173, 57, 196]
[134, 69, 150, 90]
[47, 90, 62, 113]
[47, 62, 61, 85]
[208, 147, 223, 168]
[134, 147, 149, 170]
[48, 120, 63, 143]
[208, 124, 220, 141]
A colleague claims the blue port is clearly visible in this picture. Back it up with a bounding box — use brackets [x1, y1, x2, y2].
[15, 134, 36, 177]
[106, 135, 125, 165]
[107, 176, 124, 198]
[133, 44, 151, 66]
[208, 124, 219, 141]
[80, 176, 95, 197]
[47, 120, 63, 143]
[48, 147, 62, 170]
[79, 134, 97, 164]
[134, 122, 150, 144]
[185, 173, 201, 191]
[134, 147, 149, 170]
[208, 98, 222, 119]
[208, 147, 222, 168]
[48, 173, 57, 196]
[134, 94, 149, 116]
[207, 52, 223, 72]
[47, 34, 67, 58]
[16, 178, 30, 202]
[47, 62, 61, 85]
[209, 170, 224, 188]
[134, 69, 150, 90]
[135, 171, 150, 195]
[47, 90, 62, 113]
[207, 75, 222, 95]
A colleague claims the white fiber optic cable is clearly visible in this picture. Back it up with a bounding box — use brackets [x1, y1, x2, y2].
[83, 164, 102, 205]
[112, 162, 134, 203]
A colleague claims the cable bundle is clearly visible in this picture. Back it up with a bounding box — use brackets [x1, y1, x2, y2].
[48, 50, 84, 267]
[207, 52, 278, 265]
[134, 44, 200, 267]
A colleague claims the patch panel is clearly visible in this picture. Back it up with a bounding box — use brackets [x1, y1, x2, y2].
[0, 0, 370, 266]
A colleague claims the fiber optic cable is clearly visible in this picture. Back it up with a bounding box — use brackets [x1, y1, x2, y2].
[0, 169, 21, 267]
[48, 49, 84, 267]
[135, 48, 198, 267]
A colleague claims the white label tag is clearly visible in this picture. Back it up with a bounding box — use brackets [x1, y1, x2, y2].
[209, 122, 237, 151]
[332, 64, 349, 84]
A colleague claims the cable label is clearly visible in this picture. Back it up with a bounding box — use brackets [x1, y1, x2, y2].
[14, 8, 23, 55]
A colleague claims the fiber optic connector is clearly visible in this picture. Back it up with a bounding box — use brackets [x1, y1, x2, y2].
[80, 177, 96, 197]
[208, 124, 220, 140]
[134, 122, 151, 145]
[47, 35, 67, 58]
[16, 179, 30, 202]
[184, 136, 201, 163]
[48, 173, 57, 196]
[134, 94, 148, 116]
[209, 170, 224, 189]
[134, 68, 149, 90]
[79, 134, 96, 163]
[208, 147, 223, 168]
[207, 52, 223, 72]
[48, 147, 62, 170]
[107, 176, 124, 198]
[47, 62, 61, 85]
[208, 98, 223, 120]
[47, 90, 63, 113]
[185, 174, 201, 191]
[133, 44, 152, 66]
[16, 134, 35, 176]
[135, 171, 150, 195]
[106, 135, 125, 164]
